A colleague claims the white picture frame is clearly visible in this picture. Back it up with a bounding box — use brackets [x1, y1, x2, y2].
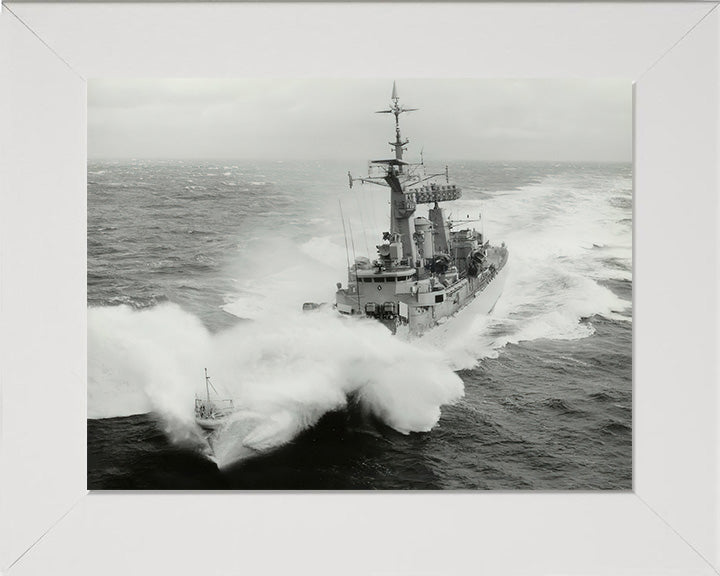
[1, 2, 718, 574]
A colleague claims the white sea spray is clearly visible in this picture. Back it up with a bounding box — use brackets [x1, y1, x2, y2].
[88, 303, 464, 467]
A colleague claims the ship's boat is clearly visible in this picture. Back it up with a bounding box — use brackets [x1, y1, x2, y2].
[318, 82, 509, 337]
[194, 368, 236, 431]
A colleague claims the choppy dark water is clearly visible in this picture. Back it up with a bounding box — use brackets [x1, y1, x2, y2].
[88, 159, 632, 490]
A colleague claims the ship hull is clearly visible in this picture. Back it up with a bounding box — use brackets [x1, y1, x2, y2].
[195, 417, 227, 431]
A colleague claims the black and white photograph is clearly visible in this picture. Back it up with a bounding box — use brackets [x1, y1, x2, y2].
[87, 78, 632, 490]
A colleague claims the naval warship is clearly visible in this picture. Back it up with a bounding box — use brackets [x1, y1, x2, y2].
[307, 83, 509, 337]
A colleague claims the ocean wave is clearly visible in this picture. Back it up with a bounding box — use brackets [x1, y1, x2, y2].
[588, 391, 616, 402]
[600, 420, 632, 435]
[88, 303, 464, 468]
[541, 397, 585, 416]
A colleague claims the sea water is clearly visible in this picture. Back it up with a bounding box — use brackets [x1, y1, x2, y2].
[88, 159, 631, 489]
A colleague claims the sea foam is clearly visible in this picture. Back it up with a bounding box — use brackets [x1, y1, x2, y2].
[88, 303, 464, 467]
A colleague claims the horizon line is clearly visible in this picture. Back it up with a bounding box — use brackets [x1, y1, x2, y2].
[87, 157, 633, 164]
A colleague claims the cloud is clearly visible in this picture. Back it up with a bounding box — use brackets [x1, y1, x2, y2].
[88, 78, 631, 162]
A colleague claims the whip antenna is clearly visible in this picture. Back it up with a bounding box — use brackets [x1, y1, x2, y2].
[347, 220, 362, 313]
[338, 200, 351, 274]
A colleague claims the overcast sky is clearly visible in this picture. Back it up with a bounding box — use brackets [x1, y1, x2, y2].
[88, 79, 631, 162]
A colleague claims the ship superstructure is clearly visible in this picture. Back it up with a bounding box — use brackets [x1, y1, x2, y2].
[331, 83, 509, 336]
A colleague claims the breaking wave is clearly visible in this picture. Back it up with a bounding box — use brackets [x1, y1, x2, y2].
[88, 303, 464, 468]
